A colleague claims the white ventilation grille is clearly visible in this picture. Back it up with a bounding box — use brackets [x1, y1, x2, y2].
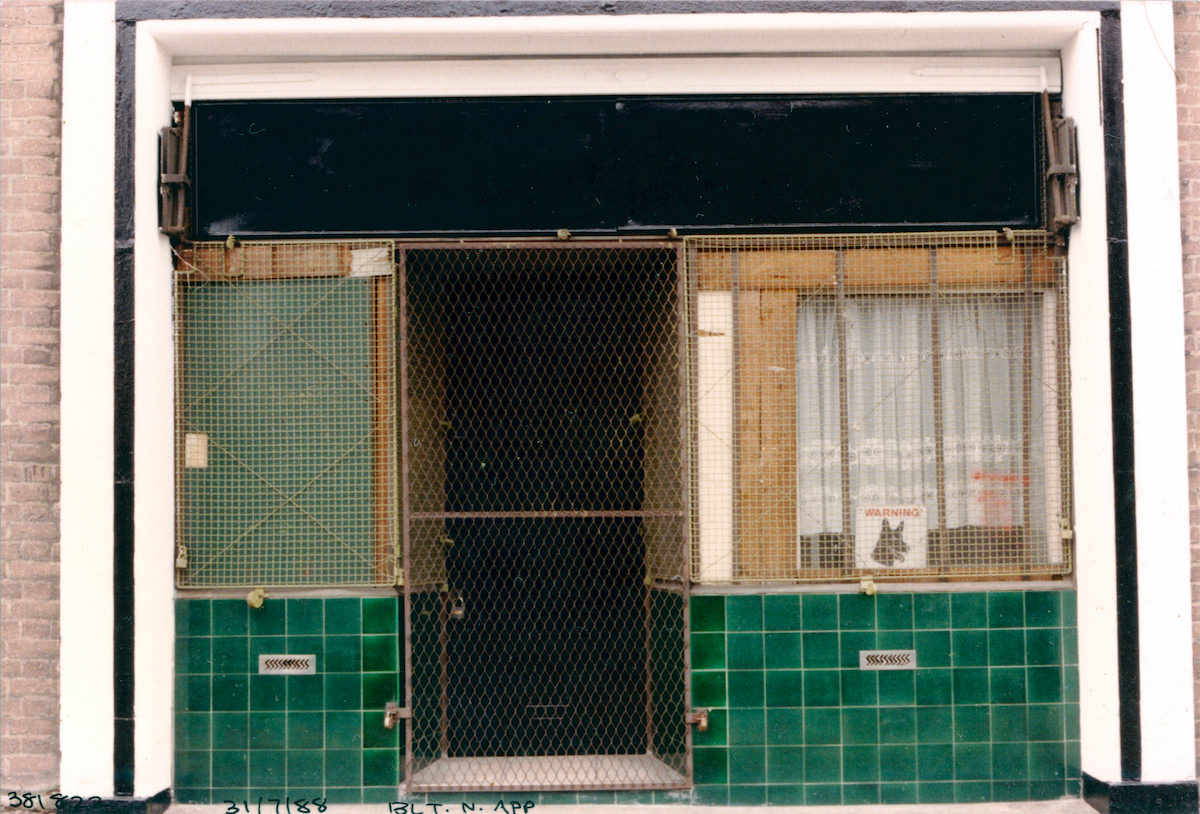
[859, 649, 917, 670]
[258, 654, 316, 675]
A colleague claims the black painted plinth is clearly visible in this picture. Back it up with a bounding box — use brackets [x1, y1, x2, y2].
[54, 790, 170, 814]
[1084, 773, 1200, 814]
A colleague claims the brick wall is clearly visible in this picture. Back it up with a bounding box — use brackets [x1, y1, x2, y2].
[1176, 0, 1200, 775]
[0, 0, 63, 793]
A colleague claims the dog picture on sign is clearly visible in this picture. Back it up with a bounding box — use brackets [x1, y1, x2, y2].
[854, 505, 928, 569]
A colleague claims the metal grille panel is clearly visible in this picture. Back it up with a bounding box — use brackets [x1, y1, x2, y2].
[401, 246, 689, 791]
[685, 232, 1072, 584]
[174, 240, 398, 588]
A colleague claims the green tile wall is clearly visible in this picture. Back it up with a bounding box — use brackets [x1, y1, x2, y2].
[689, 590, 1079, 806]
[174, 597, 401, 804]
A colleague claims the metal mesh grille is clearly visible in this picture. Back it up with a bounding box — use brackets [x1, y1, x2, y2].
[174, 241, 398, 588]
[685, 232, 1072, 584]
[401, 246, 689, 791]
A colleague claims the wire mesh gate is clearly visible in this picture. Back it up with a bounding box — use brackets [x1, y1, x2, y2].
[400, 244, 691, 792]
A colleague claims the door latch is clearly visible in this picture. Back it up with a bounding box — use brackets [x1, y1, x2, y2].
[383, 702, 410, 729]
[685, 709, 710, 732]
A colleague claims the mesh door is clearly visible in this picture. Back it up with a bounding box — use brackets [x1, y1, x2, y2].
[174, 241, 398, 588]
[401, 246, 689, 791]
[686, 232, 1072, 584]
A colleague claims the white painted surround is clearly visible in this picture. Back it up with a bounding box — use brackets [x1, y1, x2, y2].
[58, 0, 1193, 798]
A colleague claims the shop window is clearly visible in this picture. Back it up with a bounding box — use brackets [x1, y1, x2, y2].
[687, 233, 1072, 584]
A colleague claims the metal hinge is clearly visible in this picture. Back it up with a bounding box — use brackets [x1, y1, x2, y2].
[159, 105, 191, 238]
[1042, 92, 1079, 234]
[685, 709, 709, 732]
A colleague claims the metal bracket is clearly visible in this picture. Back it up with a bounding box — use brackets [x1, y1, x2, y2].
[384, 702, 411, 729]
[685, 709, 710, 732]
[1042, 92, 1079, 234]
[159, 104, 191, 238]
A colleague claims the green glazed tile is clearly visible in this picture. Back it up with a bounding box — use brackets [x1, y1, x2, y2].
[362, 672, 398, 708]
[802, 669, 839, 707]
[212, 637, 249, 675]
[953, 705, 990, 743]
[878, 593, 914, 629]
[768, 787, 806, 806]
[181, 637, 212, 676]
[248, 635, 286, 662]
[248, 749, 286, 786]
[804, 707, 841, 745]
[325, 710, 362, 749]
[1026, 628, 1063, 666]
[730, 670, 767, 707]
[577, 791, 615, 804]
[952, 630, 988, 667]
[1066, 739, 1080, 775]
[537, 792, 579, 805]
[212, 600, 249, 636]
[286, 600, 323, 635]
[287, 751, 324, 786]
[918, 781, 955, 802]
[843, 746, 881, 782]
[693, 708, 727, 747]
[324, 673, 361, 711]
[248, 602, 285, 636]
[614, 791, 655, 804]
[840, 669, 877, 706]
[914, 593, 951, 629]
[324, 598, 361, 635]
[176, 712, 211, 750]
[172, 789, 211, 805]
[993, 780, 1032, 801]
[804, 745, 841, 783]
[838, 593, 875, 630]
[843, 782, 881, 804]
[1064, 666, 1079, 702]
[692, 786, 728, 806]
[805, 784, 842, 805]
[181, 601, 212, 637]
[992, 742, 1030, 781]
[764, 670, 804, 707]
[248, 712, 286, 749]
[881, 782, 919, 804]
[287, 789, 323, 804]
[727, 632, 764, 669]
[766, 708, 804, 745]
[763, 594, 801, 630]
[915, 630, 951, 667]
[1029, 743, 1066, 780]
[728, 746, 766, 783]
[692, 747, 728, 784]
[991, 705, 1029, 742]
[212, 712, 248, 749]
[690, 633, 726, 670]
[990, 667, 1026, 704]
[1062, 591, 1077, 625]
[324, 636, 363, 673]
[175, 601, 194, 638]
[955, 743, 992, 780]
[728, 708, 765, 746]
[726, 595, 763, 632]
[691, 671, 726, 707]
[916, 706, 953, 744]
[286, 675, 324, 710]
[917, 744, 954, 780]
[211, 749, 249, 788]
[879, 706, 916, 744]
[877, 630, 914, 651]
[362, 710, 399, 748]
[839, 631, 875, 668]
[950, 593, 987, 629]
[988, 593, 1024, 628]
[362, 635, 397, 673]
[803, 632, 839, 669]
[362, 748, 399, 786]
[955, 781, 993, 802]
[1065, 704, 1080, 740]
[952, 668, 989, 704]
[766, 745, 805, 782]
[363, 787, 399, 804]
[763, 632, 802, 669]
[1064, 628, 1079, 664]
[802, 594, 838, 630]
[211, 675, 248, 711]
[915, 669, 952, 705]
[287, 711, 324, 749]
[249, 675, 285, 711]
[1027, 666, 1064, 703]
[322, 788, 362, 805]
[1024, 591, 1062, 627]
[877, 670, 915, 706]
[880, 744, 917, 782]
[728, 786, 767, 806]
[841, 707, 878, 745]
[988, 629, 1025, 666]
[175, 749, 210, 789]
[286, 635, 324, 668]
[690, 595, 725, 633]
[1030, 780, 1068, 799]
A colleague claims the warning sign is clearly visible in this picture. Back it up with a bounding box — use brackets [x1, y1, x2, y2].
[854, 505, 928, 569]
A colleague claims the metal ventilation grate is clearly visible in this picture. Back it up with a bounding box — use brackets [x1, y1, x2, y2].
[685, 232, 1073, 584]
[258, 654, 316, 675]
